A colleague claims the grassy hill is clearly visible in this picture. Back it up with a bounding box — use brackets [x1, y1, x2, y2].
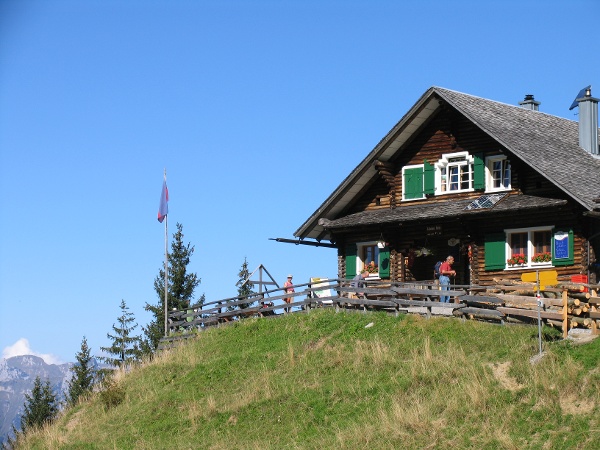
[16, 310, 600, 449]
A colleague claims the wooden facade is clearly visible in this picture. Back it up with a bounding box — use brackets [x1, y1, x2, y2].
[295, 87, 600, 287]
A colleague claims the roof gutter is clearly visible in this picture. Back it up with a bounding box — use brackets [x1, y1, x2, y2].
[269, 237, 337, 248]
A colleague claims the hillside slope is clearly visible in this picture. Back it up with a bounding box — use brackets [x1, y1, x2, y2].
[16, 310, 600, 449]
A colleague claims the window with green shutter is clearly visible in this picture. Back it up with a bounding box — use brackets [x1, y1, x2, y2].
[424, 160, 435, 195]
[485, 233, 506, 270]
[345, 243, 357, 279]
[378, 247, 390, 278]
[502, 226, 571, 269]
[403, 166, 424, 200]
[473, 153, 485, 190]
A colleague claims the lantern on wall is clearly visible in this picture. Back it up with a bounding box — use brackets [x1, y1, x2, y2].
[377, 234, 386, 249]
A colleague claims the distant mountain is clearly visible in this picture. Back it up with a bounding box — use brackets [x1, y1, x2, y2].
[0, 355, 72, 444]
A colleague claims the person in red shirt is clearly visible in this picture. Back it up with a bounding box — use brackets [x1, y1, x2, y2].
[283, 275, 295, 313]
[439, 256, 456, 303]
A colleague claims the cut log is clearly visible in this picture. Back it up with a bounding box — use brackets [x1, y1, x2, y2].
[496, 307, 563, 320]
[559, 283, 587, 292]
[503, 316, 538, 325]
[495, 294, 563, 309]
[570, 292, 591, 301]
[546, 319, 571, 329]
[571, 307, 583, 316]
[453, 307, 504, 321]
[588, 296, 600, 305]
[570, 317, 592, 327]
[589, 310, 600, 320]
[460, 295, 503, 308]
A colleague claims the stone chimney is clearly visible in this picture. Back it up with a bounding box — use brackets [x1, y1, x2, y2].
[577, 87, 599, 155]
[519, 94, 540, 111]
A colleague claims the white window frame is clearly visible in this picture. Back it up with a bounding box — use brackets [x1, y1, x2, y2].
[435, 151, 474, 195]
[486, 155, 511, 192]
[357, 242, 381, 278]
[505, 226, 553, 270]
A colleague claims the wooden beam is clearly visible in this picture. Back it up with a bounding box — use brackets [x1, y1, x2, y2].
[496, 307, 563, 321]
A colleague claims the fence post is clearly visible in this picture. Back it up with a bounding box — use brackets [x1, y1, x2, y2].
[562, 289, 568, 339]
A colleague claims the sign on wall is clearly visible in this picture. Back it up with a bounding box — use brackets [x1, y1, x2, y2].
[426, 225, 442, 236]
[554, 231, 569, 259]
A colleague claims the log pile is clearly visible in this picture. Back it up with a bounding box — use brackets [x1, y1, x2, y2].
[455, 282, 600, 338]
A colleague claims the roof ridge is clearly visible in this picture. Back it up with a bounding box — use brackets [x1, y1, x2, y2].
[432, 86, 579, 123]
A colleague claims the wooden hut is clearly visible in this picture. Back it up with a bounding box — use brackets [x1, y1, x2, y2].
[293, 87, 600, 286]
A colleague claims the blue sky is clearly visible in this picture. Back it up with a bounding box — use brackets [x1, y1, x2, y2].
[1, 0, 598, 364]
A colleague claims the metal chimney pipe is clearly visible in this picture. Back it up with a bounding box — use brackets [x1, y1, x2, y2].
[577, 87, 599, 155]
[519, 94, 540, 111]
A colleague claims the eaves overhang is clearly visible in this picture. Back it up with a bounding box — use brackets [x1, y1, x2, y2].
[294, 87, 442, 241]
[318, 195, 568, 231]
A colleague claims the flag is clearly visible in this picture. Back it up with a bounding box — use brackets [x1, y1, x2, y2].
[157, 178, 168, 223]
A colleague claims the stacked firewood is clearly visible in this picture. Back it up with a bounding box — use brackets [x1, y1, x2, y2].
[459, 280, 599, 338]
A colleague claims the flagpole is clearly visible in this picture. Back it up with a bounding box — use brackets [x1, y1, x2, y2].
[163, 170, 169, 337]
[164, 215, 168, 336]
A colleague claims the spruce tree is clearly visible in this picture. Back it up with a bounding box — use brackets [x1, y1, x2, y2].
[20, 376, 59, 434]
[66, 336, 96, 406]
[100, 300, 142, 367]
[143, 222, 202, 351]
[236, 257, 255, 309]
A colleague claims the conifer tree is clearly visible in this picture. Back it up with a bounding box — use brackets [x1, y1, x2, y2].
[143, 222, 202, 351]
[20, 376, 59, 434]
[100, 300, 142, 367]
[66, 336, 96, 406]
[236, 257, 255, 309]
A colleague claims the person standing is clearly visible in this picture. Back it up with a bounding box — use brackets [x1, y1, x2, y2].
[350, 269, 369, 299]
[439, 256, 456, 303]
[283, 275, 295, 313]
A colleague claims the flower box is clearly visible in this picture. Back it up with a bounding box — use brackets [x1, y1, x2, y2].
[507, 253, 527, 266]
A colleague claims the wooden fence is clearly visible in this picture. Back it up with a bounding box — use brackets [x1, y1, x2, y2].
[159, 278, 600, 349]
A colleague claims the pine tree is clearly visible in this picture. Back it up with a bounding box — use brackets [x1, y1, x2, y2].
[235, 257, 255, 309]
[66, 336, 96, 406]
[100, 300, 142, 368]
[143, 222, 202, 351]
[20, 376, 59, 434]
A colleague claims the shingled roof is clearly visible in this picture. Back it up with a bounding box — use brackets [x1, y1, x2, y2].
[318, 195, 568, 230]
[295, 87, 600, 241]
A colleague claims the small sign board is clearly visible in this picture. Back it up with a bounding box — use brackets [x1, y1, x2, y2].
[554, 231, 569, 260]
[521, 270, 558, 290]
[426, 225, 442, 236]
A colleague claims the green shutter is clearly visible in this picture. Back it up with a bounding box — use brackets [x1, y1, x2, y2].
[484, 233, 506, 270]
[379, 248, 390, 278]
[552, 229, 574, 266]
[424, 160, 435, 195]
[404, 167, 424, 200]
[473, 153, 485, 190]
[345, 243, 357, 279]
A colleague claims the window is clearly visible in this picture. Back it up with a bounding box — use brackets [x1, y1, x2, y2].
[402, 161, 434, 201]
[485, 228, 574, 270]
[505, 227, 553, 268]
[486, 156, 511, 191]
[345, 242, 391, 279]
[533, 230, 551, 255]
[402, 165, 424, 200]
[435, 152, 475, 194]
[360, 243, 380, 275]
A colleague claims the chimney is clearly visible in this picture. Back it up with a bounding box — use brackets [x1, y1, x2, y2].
[519, 94, 540, 111]
[577, 87, 599, 155]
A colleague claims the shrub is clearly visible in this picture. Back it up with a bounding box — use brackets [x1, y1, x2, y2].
[99, 382, 125, 409]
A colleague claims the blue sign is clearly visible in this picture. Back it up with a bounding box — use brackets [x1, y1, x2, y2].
[554, 232, 569, 259]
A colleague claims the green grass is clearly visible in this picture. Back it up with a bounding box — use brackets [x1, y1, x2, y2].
[17, 310, 600, 449]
